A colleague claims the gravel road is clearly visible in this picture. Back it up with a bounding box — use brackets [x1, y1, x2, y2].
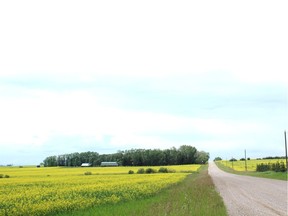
[209, 162, 288, 216]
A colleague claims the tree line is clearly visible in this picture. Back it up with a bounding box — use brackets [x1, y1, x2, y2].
[43, 145, 209, 167]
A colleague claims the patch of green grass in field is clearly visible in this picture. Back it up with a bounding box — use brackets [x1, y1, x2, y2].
[57, 165, 227, 216]
[215, 161, 288, 181]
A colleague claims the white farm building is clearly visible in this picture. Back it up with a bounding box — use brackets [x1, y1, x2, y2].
[81, 163, 92, 167]
[100, 162, 118, 167]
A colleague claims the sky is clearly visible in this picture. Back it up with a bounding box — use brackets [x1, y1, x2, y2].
[0, 0, 287, 165]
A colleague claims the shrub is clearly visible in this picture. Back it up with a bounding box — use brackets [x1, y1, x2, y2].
[145, 168, 156, 174]
[256, 163, 270, 172]
[272, 161, 286, 172]
[84, 171, 92, 175]
[128, 170, 134, 174]
[256, 162, 286, 172]
[158, 167, 169, 173]
[280, 162, 286, 172]
[272, 162, 280, 172]
[137, 168, 145, 174]
[0, 174, 10, 178]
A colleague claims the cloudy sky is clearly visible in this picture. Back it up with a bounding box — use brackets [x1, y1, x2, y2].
[0, 0, 287, 165]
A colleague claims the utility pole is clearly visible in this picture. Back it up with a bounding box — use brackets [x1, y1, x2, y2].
[231, 157, 234, 171]
[244, 149, 247, 172]
[285, 131, 288, 173]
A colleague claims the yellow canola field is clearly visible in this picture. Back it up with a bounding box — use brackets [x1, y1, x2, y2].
[217, 159, 286, 171]
[0, 165, 200, 216]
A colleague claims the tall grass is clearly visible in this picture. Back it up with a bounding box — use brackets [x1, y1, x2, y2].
[57, 165, 227, 216]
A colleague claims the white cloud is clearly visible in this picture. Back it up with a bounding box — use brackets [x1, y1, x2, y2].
[0, 1, 287, 82]
[0, 86, 269, 148]
[0, 0, 287, 163]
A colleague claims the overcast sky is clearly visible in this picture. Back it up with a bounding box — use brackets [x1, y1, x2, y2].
[0, 0, 287, 165]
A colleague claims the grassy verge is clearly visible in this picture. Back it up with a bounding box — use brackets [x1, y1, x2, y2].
[57, 165, 227, 216]
[215, 162, 288, 181]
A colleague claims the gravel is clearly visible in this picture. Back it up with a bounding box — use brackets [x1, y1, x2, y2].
[209, 162, 288, 216]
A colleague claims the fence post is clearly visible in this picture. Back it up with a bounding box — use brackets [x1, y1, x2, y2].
[285, 131, 288, 173]
[245, 149, 247, 172]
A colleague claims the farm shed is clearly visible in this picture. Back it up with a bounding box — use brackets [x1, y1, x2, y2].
[100, 162, 118, 167]
[81, 163, 91, 167]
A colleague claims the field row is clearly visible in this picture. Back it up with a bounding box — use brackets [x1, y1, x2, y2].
[0, 164, 200, 178]
[0, 165, 200, 216]
[216, 159, 286, 171]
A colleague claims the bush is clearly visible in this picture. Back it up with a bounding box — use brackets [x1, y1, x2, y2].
[256, 162, 287, 172]
[0, 174, 10, 178]
[137, 168, 145, 174]
[128, 170, 134, 174]
[158, 167, 169, 173]
[84, 171, 92, 175]
[272, 161, 286, 172]
[158, 168, 176, 173]
[145, 168, 156, 174]
[280, 162, 286, 172]
[256, 163, 270, 172]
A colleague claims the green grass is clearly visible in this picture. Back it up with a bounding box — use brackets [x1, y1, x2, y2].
[57, 165, 227, 216]
[215, 161, 288, 181]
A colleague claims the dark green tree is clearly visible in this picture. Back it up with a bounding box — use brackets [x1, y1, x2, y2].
[195, 151, 209, 164]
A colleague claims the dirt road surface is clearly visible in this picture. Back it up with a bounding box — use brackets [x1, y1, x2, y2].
[209, 162, 288, 216]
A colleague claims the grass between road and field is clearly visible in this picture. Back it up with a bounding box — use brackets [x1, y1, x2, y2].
[57, 165, 227, 216]
[215, 161, 288, 181]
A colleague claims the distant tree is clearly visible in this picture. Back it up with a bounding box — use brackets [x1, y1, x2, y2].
[263, 156, 285, 160]
[42, 145, 208, 167]
[195, 151, 209, 164]
[177, 145, 197, 164]
[43, 156, 57, 167]
[131, 149, 144, 166]
[122, 150, 133, 166]
[214, 157, 222, 161]
[162, 148, 177, 165]
[229, 158, 237, 162]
